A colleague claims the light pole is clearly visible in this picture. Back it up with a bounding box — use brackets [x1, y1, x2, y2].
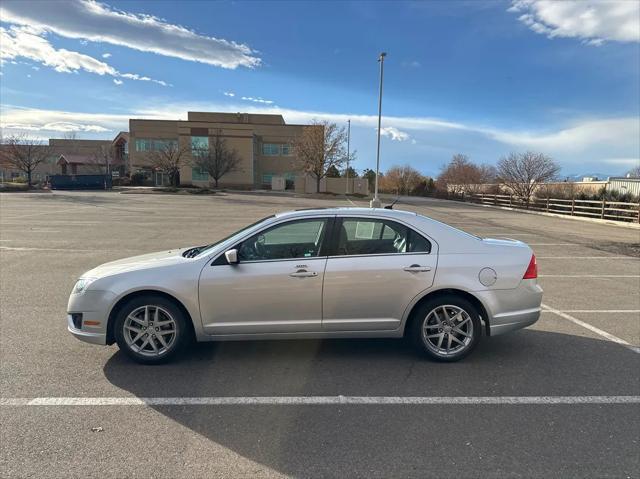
[371, 52, 386, 208]
[346, 119, 351, 195]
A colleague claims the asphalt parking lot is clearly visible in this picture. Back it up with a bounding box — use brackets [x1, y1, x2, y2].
[1, 190, 639, 478]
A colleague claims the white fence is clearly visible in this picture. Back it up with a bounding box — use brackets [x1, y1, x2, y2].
[470, 193, 640, 223]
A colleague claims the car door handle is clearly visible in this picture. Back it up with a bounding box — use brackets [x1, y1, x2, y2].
[403, 264, 432, 272]
[289, 270, 318, 278]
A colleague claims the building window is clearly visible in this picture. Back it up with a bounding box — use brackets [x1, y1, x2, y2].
[262, 143, 278, 156]
[262, 143, 282, 156]
[192, 166, 209, 182]
[261, 143, 293, 156]
[134, 138, 177, 152]
[262, 173, 273, 184]
[191, 136, 208, 154]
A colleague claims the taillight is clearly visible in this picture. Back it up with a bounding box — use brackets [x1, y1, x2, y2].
[523, 254, 537, 279]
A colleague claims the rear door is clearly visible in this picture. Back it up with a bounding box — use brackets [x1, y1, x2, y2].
[322, 216, 437, 331]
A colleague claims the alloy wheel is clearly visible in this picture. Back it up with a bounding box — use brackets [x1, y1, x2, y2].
[422, 305, 474, 357]
[123, 305, 177, 357]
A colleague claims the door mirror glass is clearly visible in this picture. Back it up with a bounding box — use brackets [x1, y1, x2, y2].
[225, 248, 239, 264]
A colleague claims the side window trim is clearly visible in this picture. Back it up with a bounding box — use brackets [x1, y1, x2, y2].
[212, 216, 336, 265]
[328, 216, 431, 258]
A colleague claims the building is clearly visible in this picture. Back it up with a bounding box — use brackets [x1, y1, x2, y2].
[0, 137, 123, 182]
[1, 112, 322, 190]
[608, 177, 640, 197]
[128, 112, 314, 188]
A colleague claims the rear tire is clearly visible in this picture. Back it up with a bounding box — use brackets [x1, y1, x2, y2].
[410, 295, 481, 362]
[114, 295, 190, 364]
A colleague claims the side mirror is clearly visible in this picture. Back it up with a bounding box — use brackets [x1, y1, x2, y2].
[225, 248, 239, 265]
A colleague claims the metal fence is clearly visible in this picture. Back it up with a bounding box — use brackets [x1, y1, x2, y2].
[469, 193, 640, 223]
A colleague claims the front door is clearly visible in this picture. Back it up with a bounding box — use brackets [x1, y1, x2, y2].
[198, 217, 332, 335]
[322, 216, 437, 331]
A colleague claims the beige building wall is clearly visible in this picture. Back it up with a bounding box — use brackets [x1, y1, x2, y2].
[128, 112, 313, 188]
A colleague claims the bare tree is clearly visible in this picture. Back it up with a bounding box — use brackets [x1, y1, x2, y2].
[146, 140, 190, 187]
[437, 154, 495, 195]
[627, 165, 640, 178]
[194, 130, 241, 188]
[0, 134, 53, 187]
[382, 165, 423, 195]
[293, 120, 347, 193]
[94, 144, 116, 175]
[497, 152, 560, 207]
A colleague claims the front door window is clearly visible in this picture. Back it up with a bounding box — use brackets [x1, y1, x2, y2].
[238, 218, 328, 262]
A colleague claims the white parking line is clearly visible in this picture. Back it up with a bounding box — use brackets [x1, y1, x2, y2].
[541, 310, 640, 313]
[528, 243, 575, 246]
[541, 303, 640, 354]
[1, 396, 639, 406]
[539, 275, 640, 278]
[0, 246, 97, 252]
[537, 257, 638, 260]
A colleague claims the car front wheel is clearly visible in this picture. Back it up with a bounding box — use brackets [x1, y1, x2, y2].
[411, 296, 481, 362]
[114, 295, 189, 364]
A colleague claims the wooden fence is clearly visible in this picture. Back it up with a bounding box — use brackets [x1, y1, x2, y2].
[469, 193, 640, 223]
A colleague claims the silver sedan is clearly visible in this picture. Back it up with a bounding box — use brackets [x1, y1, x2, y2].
[67, 207, 542, 363]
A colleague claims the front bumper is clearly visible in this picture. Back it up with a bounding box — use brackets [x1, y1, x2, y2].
[67, 314, 107, 345]
[67, 290, 115, 346]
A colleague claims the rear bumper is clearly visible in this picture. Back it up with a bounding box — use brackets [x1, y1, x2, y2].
[488, 307, 540, 336]
[475, 279, 543, 336]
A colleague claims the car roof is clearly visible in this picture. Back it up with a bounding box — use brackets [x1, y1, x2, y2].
[276, 207, 418, 220]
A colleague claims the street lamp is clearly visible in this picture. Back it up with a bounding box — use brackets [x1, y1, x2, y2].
[346, 119, 351, 195]
[371, 52, 386, 208]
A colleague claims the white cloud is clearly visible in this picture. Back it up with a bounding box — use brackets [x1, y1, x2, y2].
[0, 25, 168, 86]
[379, 126, 410, 141]
[0, 0, 261, 69]
[401, 60, 421, 68]
[601, 158, 640, 167]
[241, 96, 274, 104]
[113, 78, 122, 85]
[102, 52, 111, 58]
[223, 91, 235, 97]
[509, 0, 640, 44]
[1, 119, 110, 133]
[483, 117, 640, 153]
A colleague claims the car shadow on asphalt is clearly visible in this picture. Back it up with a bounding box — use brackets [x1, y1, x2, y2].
[102, 330, 640, 478]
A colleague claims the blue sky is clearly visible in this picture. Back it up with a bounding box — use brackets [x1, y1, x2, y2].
[1, 0, 639, 177]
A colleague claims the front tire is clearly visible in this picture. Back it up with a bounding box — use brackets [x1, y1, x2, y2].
[114, 295, 190, 364]
[410, 295, 481, 362]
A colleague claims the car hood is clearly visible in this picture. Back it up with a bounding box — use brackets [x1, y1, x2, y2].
[82, 248, 191, 279]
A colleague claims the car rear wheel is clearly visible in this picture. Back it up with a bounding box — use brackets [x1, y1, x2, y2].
[114, 295, 190, 364]
[411, 295, 481, 362]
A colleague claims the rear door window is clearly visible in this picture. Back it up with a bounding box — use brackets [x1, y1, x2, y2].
[336, 218, 431, 256]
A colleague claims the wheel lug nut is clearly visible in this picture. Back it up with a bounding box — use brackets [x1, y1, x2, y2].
[155, 327, 159, 331]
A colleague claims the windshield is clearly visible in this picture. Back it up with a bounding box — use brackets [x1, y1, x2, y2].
[194, 215, 275, 256]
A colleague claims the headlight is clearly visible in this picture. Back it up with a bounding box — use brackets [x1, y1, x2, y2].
[72, 277, 96, 294]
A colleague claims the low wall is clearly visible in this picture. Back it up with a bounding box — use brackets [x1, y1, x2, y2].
[295, 176, 369, 195]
